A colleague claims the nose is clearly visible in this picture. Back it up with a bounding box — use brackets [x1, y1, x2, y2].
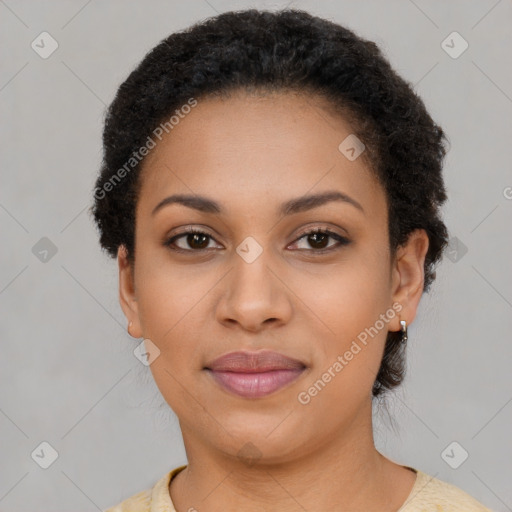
[215, 247, 293, 333]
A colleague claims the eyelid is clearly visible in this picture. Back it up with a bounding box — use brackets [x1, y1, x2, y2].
[294, 223, 349, 239]
[167, 222, 349, 240]
[166, 225, 219, 241]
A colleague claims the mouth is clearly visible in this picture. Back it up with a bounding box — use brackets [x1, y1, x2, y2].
[204, 350, 307, 399]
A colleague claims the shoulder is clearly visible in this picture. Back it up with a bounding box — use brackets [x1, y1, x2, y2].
[103, 465, 187, 512]
[103, 488, 151, 512]
[401, 470, 494, 512]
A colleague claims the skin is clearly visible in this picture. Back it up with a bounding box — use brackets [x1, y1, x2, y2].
[118, 90, 429, 511]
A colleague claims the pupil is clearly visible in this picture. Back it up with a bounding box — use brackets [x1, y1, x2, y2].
[189, 233, 209, 249]
[309, 232, 328, 249]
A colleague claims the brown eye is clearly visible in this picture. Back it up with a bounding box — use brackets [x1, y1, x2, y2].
[164, 229, 220, 252]
[307, 231, 330, 249]
[183, 232, 210, 250]
[164, 227, 350, 255]
[290, 228, 351, 252]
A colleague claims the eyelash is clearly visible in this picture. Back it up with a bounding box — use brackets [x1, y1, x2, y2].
[164, 227, 351, 255]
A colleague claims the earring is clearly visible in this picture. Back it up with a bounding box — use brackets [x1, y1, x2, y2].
[400, 320, 408, 343]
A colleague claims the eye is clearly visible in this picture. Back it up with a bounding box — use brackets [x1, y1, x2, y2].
[164, 228, 221, 253]
[164, 227, 351, 254]
[289, 227, 351, 252]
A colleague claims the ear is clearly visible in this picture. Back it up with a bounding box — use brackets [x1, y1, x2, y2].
[118, 245, 143, 338]
[389, 229, 430, 333]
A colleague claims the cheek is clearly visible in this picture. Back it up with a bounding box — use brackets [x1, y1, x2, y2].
[305, 243, 392, 384]
[313, 246, 392, 333]
[133, 261, 216, 382]
[295, 273, 391, 421]
[135, 251, 214, 335]
[134, 263, 211, 412]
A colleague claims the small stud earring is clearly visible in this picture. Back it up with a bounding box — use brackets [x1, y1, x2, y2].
[400, 320, 408, 343]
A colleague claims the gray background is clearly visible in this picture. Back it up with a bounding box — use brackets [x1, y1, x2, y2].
[1, 0, 511, 510]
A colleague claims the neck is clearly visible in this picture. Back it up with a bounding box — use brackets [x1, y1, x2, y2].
[169, 404, 412, 511]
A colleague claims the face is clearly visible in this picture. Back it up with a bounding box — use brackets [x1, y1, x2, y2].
[119, 90, 428, 465]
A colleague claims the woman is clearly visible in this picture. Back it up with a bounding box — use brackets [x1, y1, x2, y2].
[93, 8, 493, 511]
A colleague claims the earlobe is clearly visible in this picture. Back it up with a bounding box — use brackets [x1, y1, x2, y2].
[390, 229, 429, 332]
[118, 245, 143, 338]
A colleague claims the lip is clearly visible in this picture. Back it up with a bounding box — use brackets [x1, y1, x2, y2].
[204, 350, 307, 399]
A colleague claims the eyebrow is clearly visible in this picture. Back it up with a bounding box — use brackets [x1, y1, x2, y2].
[151, 191, 364, 217]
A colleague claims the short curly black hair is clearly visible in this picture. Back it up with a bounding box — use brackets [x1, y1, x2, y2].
[91, 8, 449, 398]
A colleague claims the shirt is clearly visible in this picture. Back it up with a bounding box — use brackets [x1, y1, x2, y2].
[104, 465, 494, 511]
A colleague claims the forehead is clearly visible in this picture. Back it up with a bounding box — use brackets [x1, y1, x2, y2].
[136, 90, 385, 219]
